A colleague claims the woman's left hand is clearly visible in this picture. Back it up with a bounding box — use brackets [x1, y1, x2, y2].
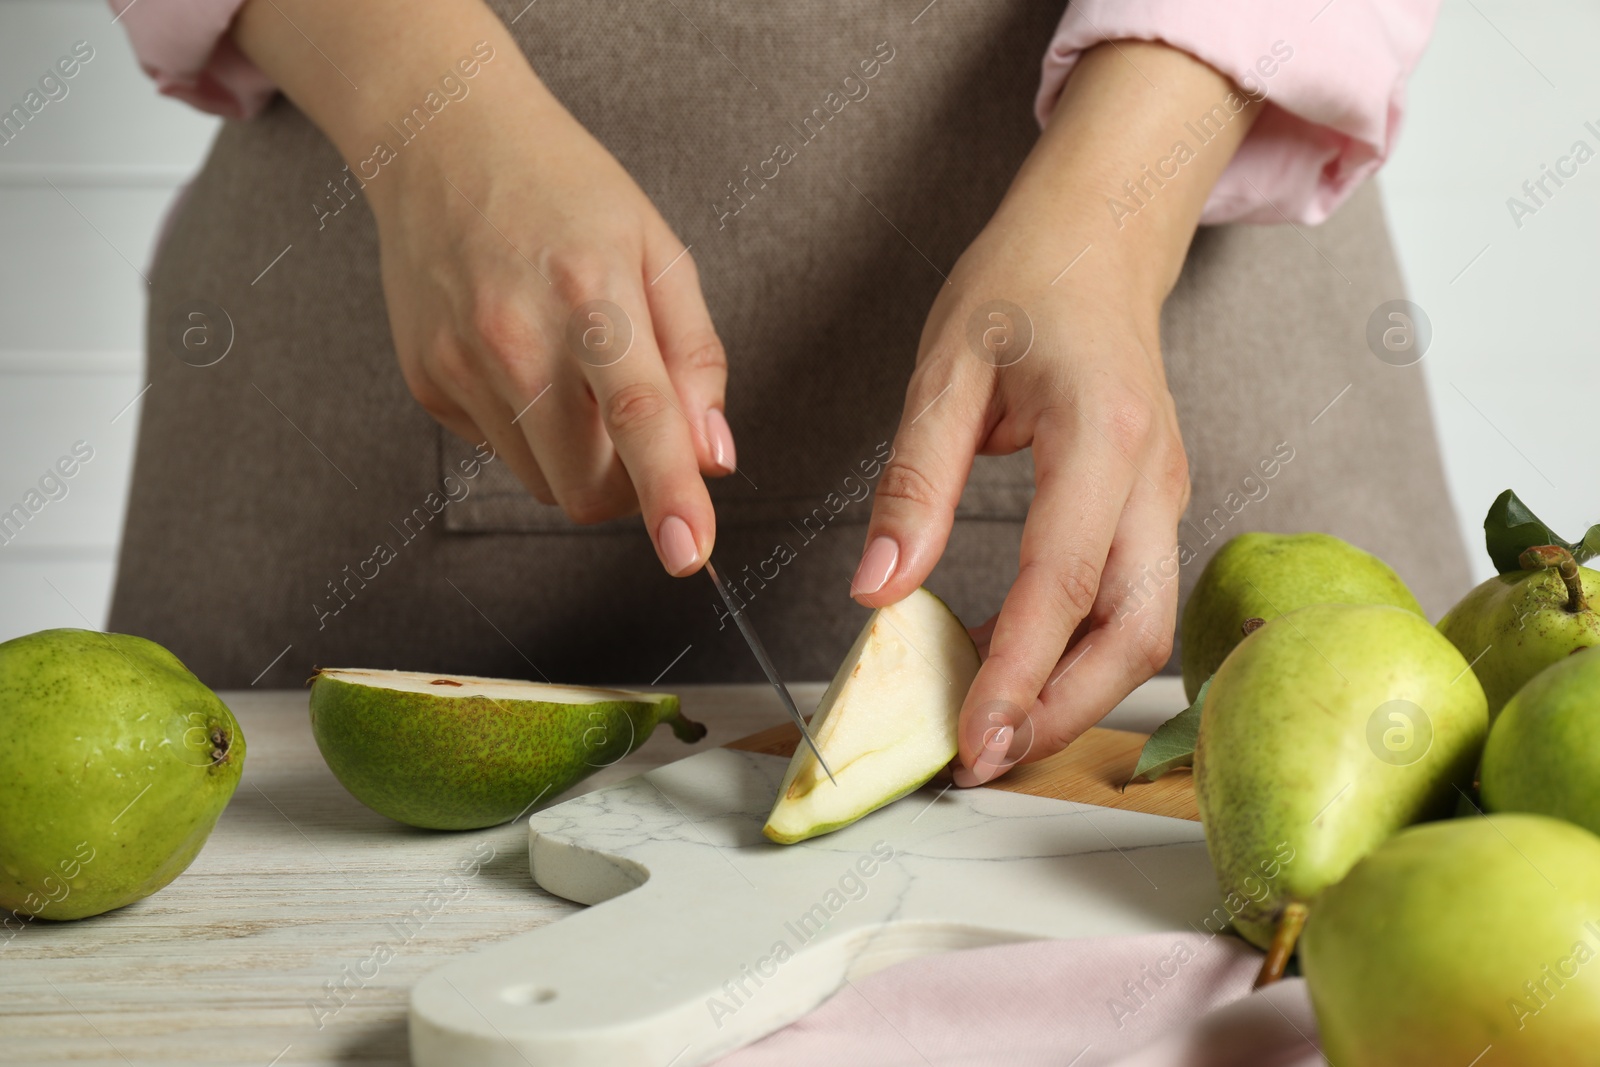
[851, 41, 1261, 783]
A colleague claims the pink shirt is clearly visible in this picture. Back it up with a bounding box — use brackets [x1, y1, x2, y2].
[108, 0, 1440, 226]
[1036, 0, 1441, 224]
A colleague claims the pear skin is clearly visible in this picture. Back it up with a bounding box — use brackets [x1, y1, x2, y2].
[1181, 532, 1424, 701]
[1194, 604, 1487, 952]
[1302, 815, 1600, 1065]
[0, 629, 244, 921]
[309, 670, 702, 830]
[1481, 647, 1600, 834]
[1437, 554, 1600, 721]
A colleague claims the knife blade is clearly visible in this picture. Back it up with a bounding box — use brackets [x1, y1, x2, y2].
[705, 559, 837, 785]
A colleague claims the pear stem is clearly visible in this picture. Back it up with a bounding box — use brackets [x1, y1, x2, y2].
[1519, 545, 1589, 614]
[1253, 901, 1309, 989]
[668, 711, 708, 744]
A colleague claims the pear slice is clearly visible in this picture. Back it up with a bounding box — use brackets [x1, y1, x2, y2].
[763, 588, 980, 844]
[309, 669, 702, 830]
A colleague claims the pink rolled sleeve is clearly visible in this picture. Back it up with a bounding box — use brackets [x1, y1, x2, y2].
[1037, 0, 1441, 225]
[108, 0, 276, 120]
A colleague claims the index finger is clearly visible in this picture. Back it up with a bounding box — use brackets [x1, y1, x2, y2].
[954, 406, 1137, 778]
[570, 289, 716, 576]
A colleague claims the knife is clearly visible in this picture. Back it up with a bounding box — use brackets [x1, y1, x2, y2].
[705, 559, 837, 785]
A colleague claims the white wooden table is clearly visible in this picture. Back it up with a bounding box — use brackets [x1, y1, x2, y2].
[0, 684, 829, 1067]
[0, 681, 1182, 1066]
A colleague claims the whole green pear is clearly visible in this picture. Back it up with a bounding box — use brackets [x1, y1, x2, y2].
[1194, 604, 1487, 957]
[1302, 814, 1600, 1065]
[309, 669, 706, 830]
[1437, 547, 1600, 721]
[1180, 532, 1424, 701]
[1481, 647, 1600, 834]
[0, 629, 244, 921]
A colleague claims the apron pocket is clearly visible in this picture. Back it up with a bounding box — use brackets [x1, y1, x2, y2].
[439, 430, 1036, 534]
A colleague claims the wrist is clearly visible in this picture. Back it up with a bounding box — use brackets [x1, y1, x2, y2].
[355, 63, 563, 221]
[993, 40, 1260, 307]
[233, 0, 550, 201]
[984, 177, 1172, 319]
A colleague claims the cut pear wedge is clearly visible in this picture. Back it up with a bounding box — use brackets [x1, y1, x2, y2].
[763, 588, 980, 844]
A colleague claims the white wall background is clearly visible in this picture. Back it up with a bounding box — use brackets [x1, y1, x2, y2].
[0, 0, 219, 640]
[1381, 1, 1599, 575]
[0, 0, 1595, 643]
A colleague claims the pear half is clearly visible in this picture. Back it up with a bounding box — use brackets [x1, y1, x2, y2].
[309, 669, 702, 830]
[763, 588, 979, 844]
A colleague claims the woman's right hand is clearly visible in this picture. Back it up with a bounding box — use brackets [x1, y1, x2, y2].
[235, 0, 732, 576]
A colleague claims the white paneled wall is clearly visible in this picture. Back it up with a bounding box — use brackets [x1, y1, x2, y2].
[0, 0, 1595, 642]
[0, 0, 219, 640]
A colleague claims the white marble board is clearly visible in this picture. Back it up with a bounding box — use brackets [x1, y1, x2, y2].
[409, 747, 1220, 1067]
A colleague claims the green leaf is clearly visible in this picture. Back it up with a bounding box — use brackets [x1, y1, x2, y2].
[1484, 490, 1600, 573]
[1581, 527, 1600, 564]
[1129, 677, 1211, 784]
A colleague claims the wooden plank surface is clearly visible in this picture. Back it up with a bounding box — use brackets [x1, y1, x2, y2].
[0, 679, 1193, 1065]
[0, 685, 812, 1067]
[728, 723, 1198, 822]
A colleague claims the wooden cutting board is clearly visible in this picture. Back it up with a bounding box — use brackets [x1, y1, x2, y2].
[410, 723, 1211, 1066]
[727, 721, 1199, 821]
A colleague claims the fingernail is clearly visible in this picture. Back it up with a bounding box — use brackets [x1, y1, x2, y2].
[851, 536, 899, 597]
[953, 724, 1014, 788]
[705, 408, 737, 474]
[658, 515, 700, 575]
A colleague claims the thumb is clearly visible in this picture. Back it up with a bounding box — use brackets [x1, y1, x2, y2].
[852, 364, 982, 607]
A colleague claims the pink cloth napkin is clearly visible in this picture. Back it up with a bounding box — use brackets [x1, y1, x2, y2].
[712, 934, 1322, 1067]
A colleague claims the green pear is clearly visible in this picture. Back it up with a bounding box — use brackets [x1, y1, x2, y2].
[764, 588, 979, 844]
[1302, 814, 1600, 1064]
[0, 629, 244, 921]
[1180, 532, 1424, 701]
[1481, 647, 1600, 834]
[1438, 545, 1600, 721]
[1194, 604, 1487, 977]
[309, 670, 704, 830]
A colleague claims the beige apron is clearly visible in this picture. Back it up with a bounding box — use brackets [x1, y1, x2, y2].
[110, 0, 1470, 688]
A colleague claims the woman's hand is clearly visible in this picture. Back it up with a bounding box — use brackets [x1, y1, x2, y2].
[374, 90, 733, 575]
[235, 0, 731, 576]
[874, 229, 1192, 785]
[852, 42, 1261, 782]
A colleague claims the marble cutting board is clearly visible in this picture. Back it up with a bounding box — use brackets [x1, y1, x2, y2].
[409, 746, 1220, 1067]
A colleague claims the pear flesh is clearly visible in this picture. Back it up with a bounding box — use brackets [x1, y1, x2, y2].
[1437, 551, 1600, 721]
[309, 669, 702, 830]
[1481, 647, 1600, 835]
[0, 629, 244, 921]
[763, 588, 980, 844]
[1194, 604, 1487, 953]
[1302, 814, 1600, 1065]
[1180, 532, 1424, 702]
